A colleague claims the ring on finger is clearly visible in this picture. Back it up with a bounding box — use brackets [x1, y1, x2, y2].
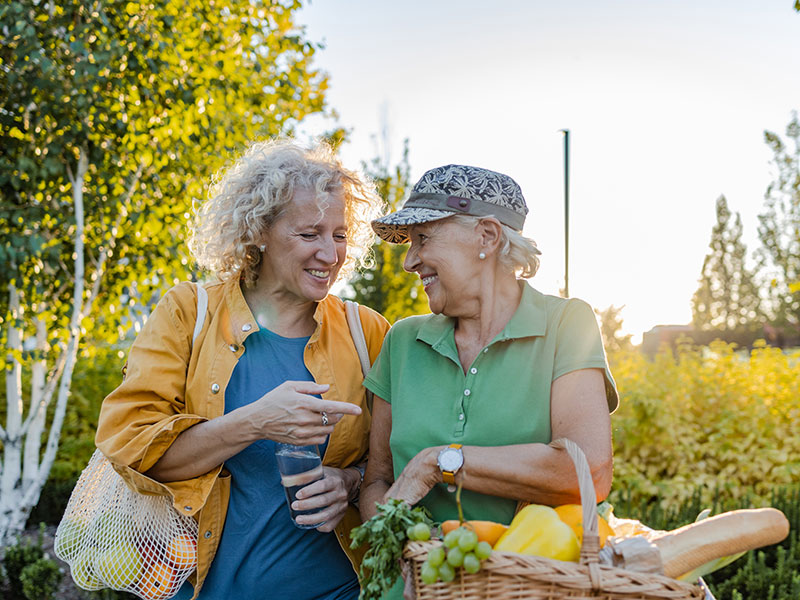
[321, 411, 329, 426]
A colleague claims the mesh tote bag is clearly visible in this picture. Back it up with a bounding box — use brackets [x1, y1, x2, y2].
[55, 283, 208, 599]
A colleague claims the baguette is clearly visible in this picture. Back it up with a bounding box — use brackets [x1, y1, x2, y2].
[651, 508, 789, 578]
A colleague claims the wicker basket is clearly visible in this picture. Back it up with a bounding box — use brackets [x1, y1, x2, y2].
[402, 439, 705, 600]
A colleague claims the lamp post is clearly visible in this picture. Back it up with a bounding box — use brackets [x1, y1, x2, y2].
[560, 129, 570, 298]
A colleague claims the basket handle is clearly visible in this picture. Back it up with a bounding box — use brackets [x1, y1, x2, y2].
[550, 438, 601, 565]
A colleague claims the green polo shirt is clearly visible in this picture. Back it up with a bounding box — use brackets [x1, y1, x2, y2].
[364, 281, 617, 527]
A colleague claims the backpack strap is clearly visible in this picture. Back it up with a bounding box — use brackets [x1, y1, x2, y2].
[344, 300, 374, 412]
[192, 283, 208, 346]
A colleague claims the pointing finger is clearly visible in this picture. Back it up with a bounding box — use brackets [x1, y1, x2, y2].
[309, 398, 361, 416]
[287, 381, 330, 395]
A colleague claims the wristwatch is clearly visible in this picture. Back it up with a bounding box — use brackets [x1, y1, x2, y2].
[437, 444, 464, 492]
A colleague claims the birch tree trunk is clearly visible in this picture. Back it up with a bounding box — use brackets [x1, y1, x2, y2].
[22, 320, 47, 490]
[0, 285, 24, 542]
[0, 148, 89, 547]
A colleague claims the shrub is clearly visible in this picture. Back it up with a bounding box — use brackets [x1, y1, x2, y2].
[1, 524, 61, 600]
[608, 341, 800, 509]
[703, 486, 800, 600]
[2, 536, 43, 598]
[20, 557, 62, 600]
[709, 542, 800, 600]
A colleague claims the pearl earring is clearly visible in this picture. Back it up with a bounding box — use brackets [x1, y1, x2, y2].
[479, 252, 486, 260]
[259, 244, 266, 251]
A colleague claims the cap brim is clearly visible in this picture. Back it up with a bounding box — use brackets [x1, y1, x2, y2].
[371, 207, 454, 243]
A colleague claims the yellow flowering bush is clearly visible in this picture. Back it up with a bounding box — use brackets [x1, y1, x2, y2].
[608, 340, 800, 509]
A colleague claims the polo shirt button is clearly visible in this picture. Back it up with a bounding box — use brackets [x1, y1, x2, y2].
[229, 344, 239, 352]
[204, 530, 213, 539]
[211, 383, 220, 393]
[470, 367, 477, 374]
[242, 323, 252, 332]
[463, 389, 471, 396]
[458, 413, 464, 420]
[483, 348, 488, 353]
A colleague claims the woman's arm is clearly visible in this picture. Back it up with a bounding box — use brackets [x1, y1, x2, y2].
[146, 380, 362, 482]
[385, 368, 612, 508]
[359, 396, 396, 521]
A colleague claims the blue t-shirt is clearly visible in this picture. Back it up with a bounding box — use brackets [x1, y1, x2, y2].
[176, 327, 359, 600]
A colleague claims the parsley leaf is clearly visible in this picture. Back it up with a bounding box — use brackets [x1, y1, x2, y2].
[350, 498, 433, 600]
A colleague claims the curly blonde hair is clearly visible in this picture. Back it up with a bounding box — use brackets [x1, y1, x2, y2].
[190, 139, 384, 285]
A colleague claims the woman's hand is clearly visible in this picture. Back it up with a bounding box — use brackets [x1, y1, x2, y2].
[292, 466, 359, 532]
[384, 447, 441, 507]
[145, 381, 361, 484]
[244, 381, 362, 446]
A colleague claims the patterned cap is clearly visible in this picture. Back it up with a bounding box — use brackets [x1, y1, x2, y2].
[372, 164, 530, 244]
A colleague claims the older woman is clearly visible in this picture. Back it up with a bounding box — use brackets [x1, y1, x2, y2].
[360, 164, 618, 595]
[96, 140, 389, 600]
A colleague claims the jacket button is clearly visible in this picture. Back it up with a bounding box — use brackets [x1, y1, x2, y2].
[229, 344, 239, 352]
[242, 323, 252, 332]
[204, 530, 212, 539]
[211, 383, 220, 394]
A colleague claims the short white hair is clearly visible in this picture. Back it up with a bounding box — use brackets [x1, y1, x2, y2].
[450, 215, 540, 278]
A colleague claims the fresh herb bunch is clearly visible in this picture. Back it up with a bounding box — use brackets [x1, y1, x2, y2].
[350, 498, 434, 600]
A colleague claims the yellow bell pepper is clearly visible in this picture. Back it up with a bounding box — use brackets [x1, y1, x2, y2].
[493, 504, 580, 562]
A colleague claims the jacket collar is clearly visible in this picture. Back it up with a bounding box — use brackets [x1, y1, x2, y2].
[223, 276, 257, 345]
[309, 299, 328, 344]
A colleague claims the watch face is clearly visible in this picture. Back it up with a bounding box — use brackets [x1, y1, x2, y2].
[438, 448, 463, 471]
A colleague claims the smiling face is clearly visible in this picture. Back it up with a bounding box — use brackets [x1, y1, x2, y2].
[403, 218, 483, 315]
[258, 187, 347, 304]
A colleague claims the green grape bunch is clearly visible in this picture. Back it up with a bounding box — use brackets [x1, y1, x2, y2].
[417, 525, 493, 584]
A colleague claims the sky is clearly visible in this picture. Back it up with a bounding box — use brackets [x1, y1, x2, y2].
[295, 0, 800, 343]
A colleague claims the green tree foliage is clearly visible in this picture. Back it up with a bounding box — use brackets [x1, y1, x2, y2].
[757, 112, 800, 332]
[0, 0, 329, 543]
[349, 141, 429, 323]
[1, 0, 329, 345]
[692, 195, 762, 331]
[594, 304, 633, 354]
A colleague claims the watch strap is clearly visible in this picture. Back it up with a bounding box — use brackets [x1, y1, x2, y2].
[441, 443, 463, 484]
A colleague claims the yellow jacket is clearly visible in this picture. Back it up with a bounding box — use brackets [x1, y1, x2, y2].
[95, 277, 389, 598]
